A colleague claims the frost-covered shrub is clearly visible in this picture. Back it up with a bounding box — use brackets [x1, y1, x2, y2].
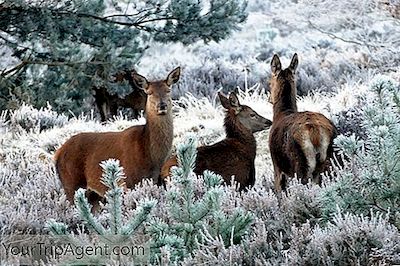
[247, 0, 272, 12]
[287, 211, 400, 265]
[0, 110, 8, 134]
[9, 103, 68, 132]
[334, 101, 367, 139]
[171, 59, 268, 100]
[320, 76, 400, 228]
[381, 0, 400, 18]
[295, 54, 362, 95]
[1, 75, 400, 265]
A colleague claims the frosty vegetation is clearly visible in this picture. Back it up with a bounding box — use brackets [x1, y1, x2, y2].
[1, 0, 400, 265]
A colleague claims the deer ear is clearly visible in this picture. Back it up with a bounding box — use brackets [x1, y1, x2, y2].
[218, 92, 230, 109]
[229, 92, 242, 114]
[166, 67, 181, 86]
[132, 73, 149, 91]
[289, 53, 299, 73]
[271, 54, 282, 75]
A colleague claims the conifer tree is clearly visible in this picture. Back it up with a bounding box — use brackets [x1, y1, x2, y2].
[0, 0, 248, 114]
[46, 159, 156, 264]
[320, 75, 400, 228]
[149, 135, 253, 263]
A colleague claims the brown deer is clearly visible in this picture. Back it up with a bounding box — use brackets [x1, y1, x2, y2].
[93, 70, 147, 121]
[268, 53, 337, 201]
[161, 92, 272, 190]
[55, 67, 181, 205]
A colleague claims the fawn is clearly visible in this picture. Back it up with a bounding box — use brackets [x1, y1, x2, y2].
[161, 92, 272, 190]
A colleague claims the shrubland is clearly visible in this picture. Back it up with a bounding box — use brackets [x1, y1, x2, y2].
[1, 75, 400, 264]
[1, 0, 400, 264]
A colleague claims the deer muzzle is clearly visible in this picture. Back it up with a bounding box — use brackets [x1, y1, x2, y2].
[157, 102, 168, 115]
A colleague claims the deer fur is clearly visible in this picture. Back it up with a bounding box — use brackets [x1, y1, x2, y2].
[161, 92, 272, 190]
[55, 67, 181, 205]
[93, 69, 147, 121]
[268, 53, 337, 201]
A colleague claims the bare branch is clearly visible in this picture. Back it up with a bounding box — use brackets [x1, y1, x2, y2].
[1, 60, 111, 78]
[307, 20, 387, 48]
[71, 11, 176, 27]
[1, 61, 28, 77]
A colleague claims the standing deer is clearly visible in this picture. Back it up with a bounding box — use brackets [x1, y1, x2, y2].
[55, 67, 181, 205]
[161, 92, 272, 190]
[93, 69, 147, 122]
[268, 53, 337, 201]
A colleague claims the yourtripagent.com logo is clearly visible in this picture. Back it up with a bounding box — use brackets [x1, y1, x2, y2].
[1, 235, 149, 265]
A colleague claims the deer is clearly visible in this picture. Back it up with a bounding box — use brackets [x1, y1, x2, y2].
[93, 69, 147, 122]
[161, 92, 272, 190]
[55, 67, 181, 206]
[268, 53, 337, 202]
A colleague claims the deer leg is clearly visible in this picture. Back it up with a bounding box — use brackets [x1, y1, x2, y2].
[149, 168, 162, 185]
[273, 164, 285, 205]
[109, 102, 118, 120]
[296, 138, 316, 184]
[57, 162, 86, 204]
[86, 189, 104, 213]
[312, 159, 326, 185]
[100, 103, 111, 122]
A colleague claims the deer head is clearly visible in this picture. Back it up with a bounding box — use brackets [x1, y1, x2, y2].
[219, 92, 272, 133]
[133, 67, 181, 115]
[269, 53, 298, 106]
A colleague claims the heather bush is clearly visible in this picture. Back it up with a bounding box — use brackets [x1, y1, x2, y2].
[9, 103, 68, 132]
[287, 211, 400, 265]
[1, 80, 400, 264]
[333, 98, 367, 139]
[175, 59, 267, 98]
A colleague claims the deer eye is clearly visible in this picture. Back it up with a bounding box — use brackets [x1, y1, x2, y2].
[250, 113, 256, 118]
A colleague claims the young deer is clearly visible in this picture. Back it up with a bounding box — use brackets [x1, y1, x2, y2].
[55, 67, 181, 205]
[161, 92, 272, 190]
[93, 70, 147, 122]
[268, 54, 337, 201]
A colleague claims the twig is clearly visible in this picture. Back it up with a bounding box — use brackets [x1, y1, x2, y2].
[1, 60, 111, 78]
[68, 11, 177, 27]
[307, 20, 387, 48]
[1, 61, 28, 77]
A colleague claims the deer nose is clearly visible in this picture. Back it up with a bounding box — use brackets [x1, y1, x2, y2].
[158, 102, 167, 110]
[265, 119, 273, 128]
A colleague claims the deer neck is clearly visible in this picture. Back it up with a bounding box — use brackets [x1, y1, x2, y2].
[273, 81, 297, 120]
[145, 107, 174, 166]
[224, 112, 257, 157]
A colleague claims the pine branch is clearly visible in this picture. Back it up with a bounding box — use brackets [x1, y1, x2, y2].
[46, 219, 68, 235]
[122, 200, 156, 236]
[74, 188, 106, 235]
